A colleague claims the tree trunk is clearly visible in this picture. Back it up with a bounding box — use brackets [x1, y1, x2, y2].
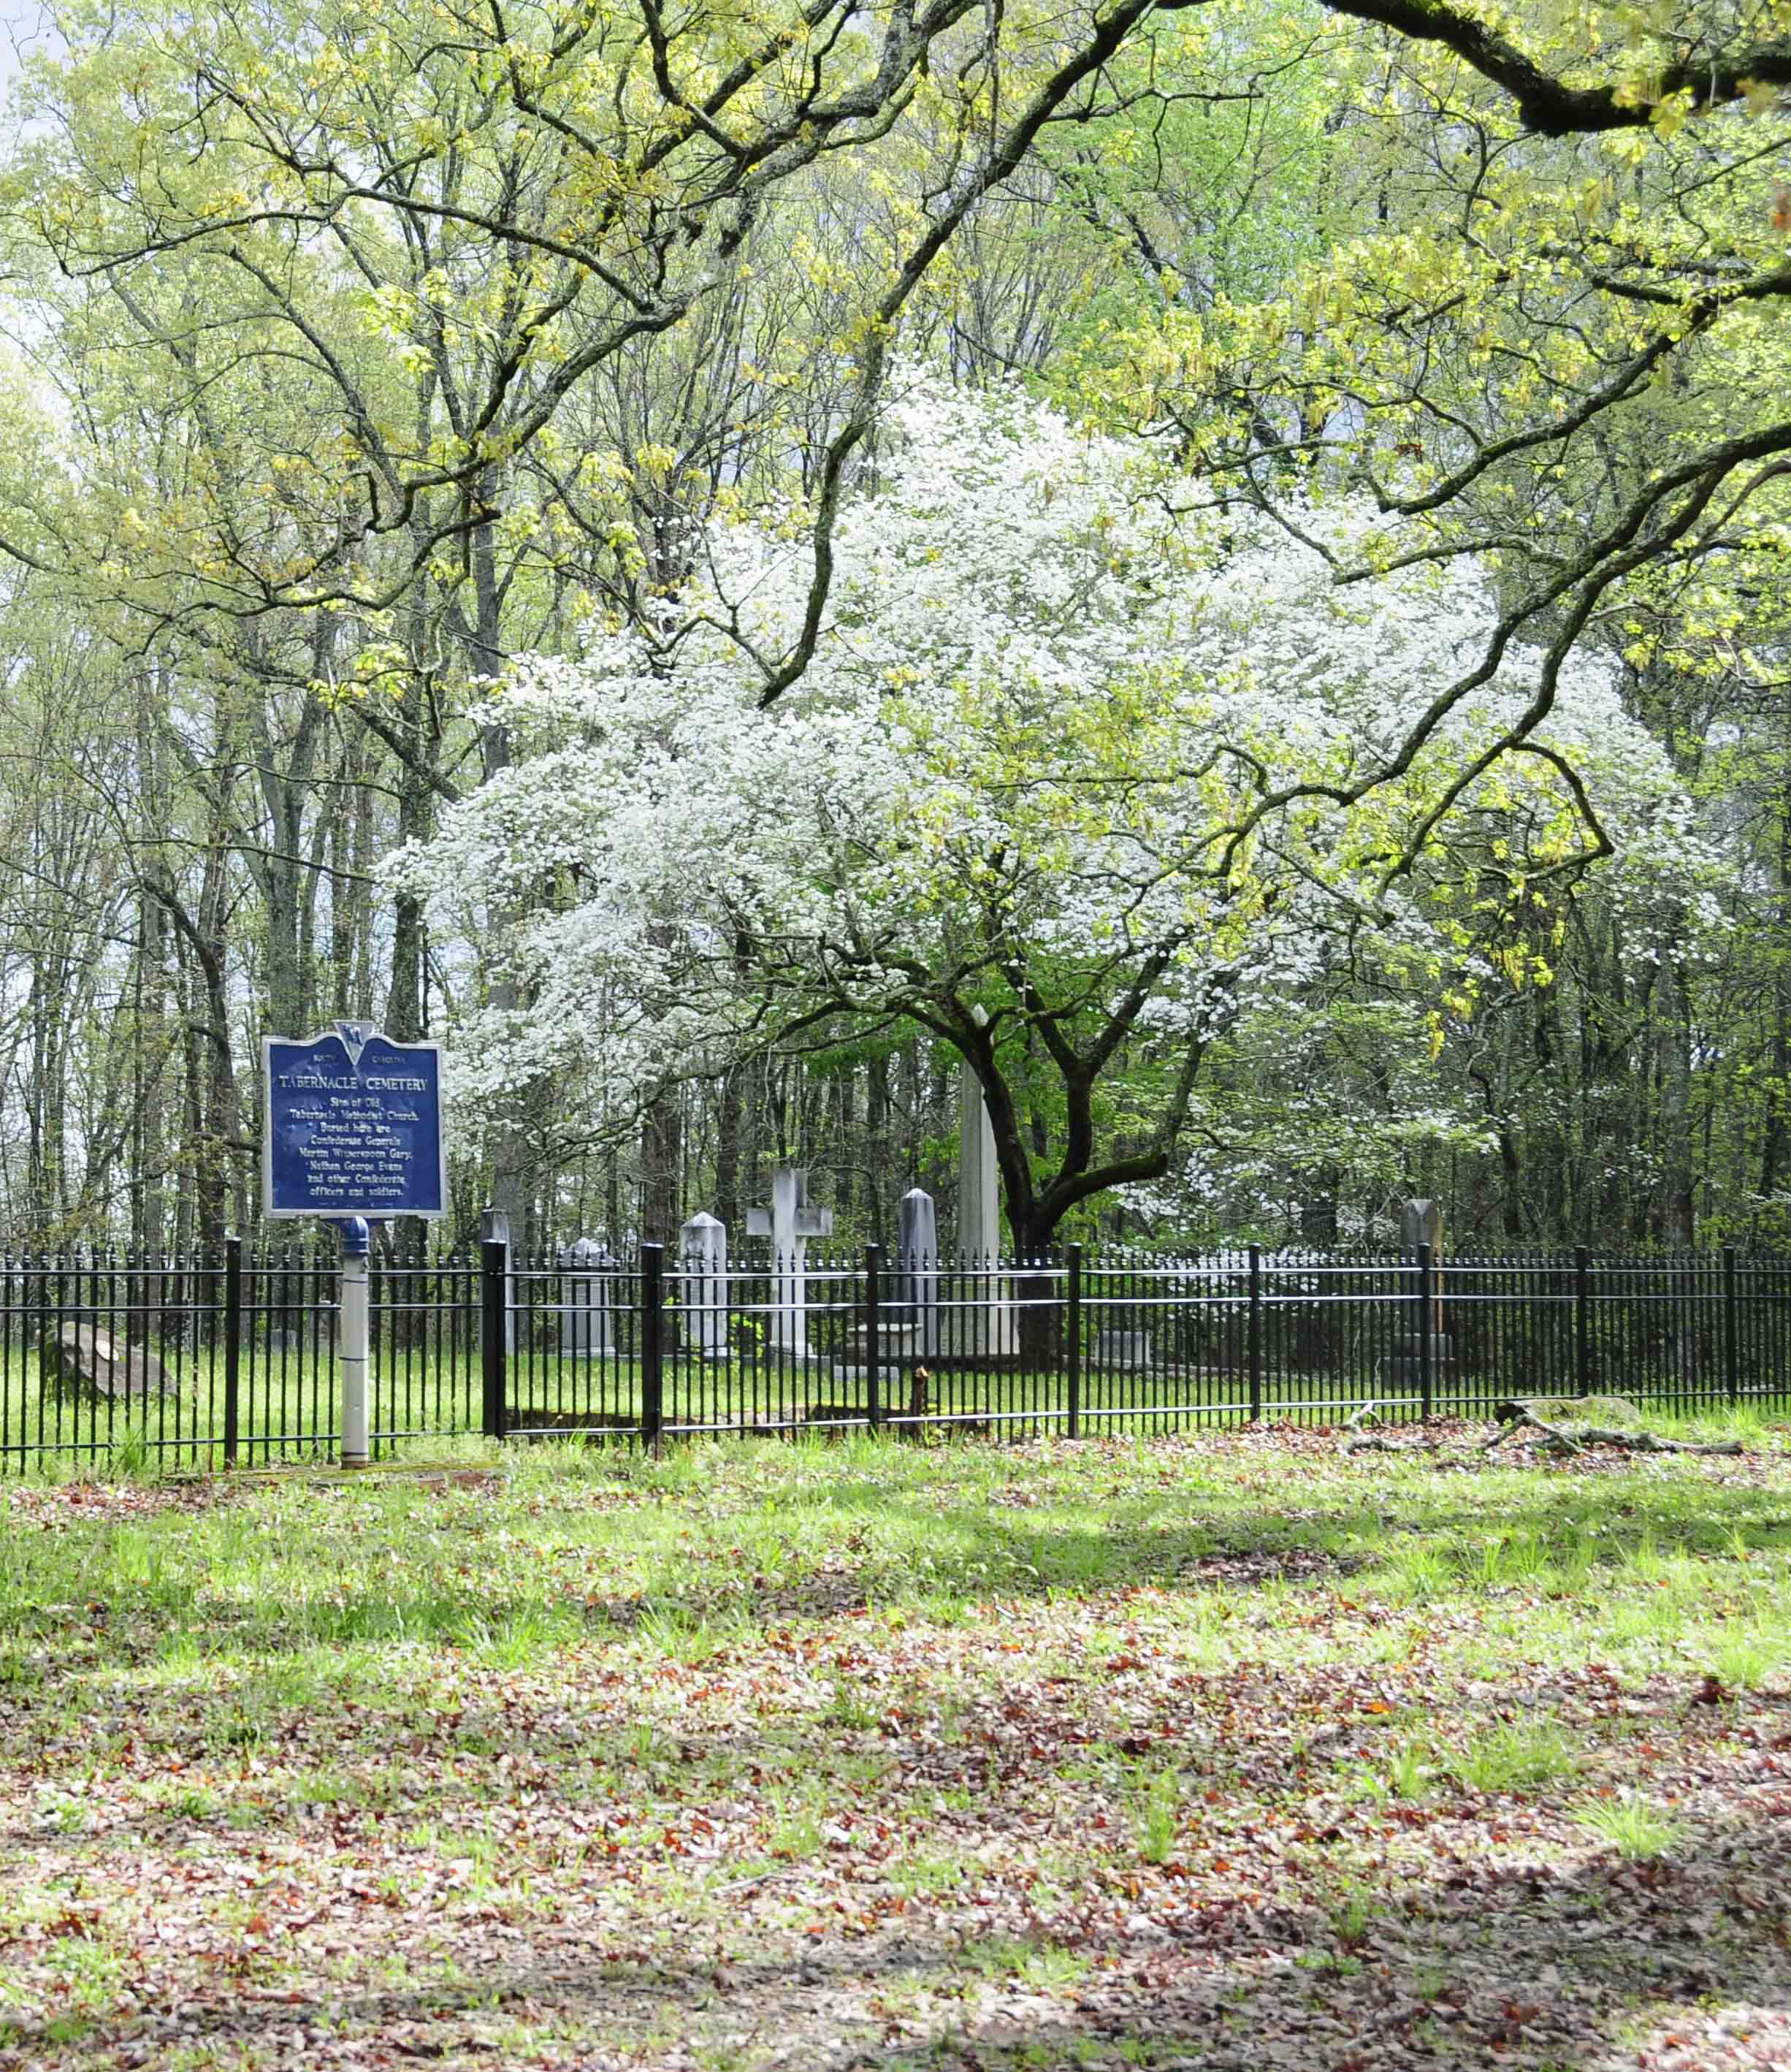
[716, 1066, 742, 1233]
[1659, 967, 1697, 1248]
[641, 1089, 681, 1243]
[866, 1052, 890, 1249]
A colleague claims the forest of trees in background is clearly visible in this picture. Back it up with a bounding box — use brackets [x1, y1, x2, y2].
[0, 0, 1788, 1257]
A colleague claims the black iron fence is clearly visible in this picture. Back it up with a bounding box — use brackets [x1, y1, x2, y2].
[2, 1238, 1788, 1472]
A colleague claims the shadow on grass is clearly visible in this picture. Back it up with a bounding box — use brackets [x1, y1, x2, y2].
[1, 1799, 1783, 2070]
[5, 1464, 1791, 1696]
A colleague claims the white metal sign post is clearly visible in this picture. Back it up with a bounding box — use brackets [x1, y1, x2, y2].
[337, 1218, 372, 1468]
[261, 1023, 447, 1469]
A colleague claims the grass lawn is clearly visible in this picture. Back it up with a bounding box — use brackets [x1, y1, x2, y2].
[12, 1342, 1782, 1472]
[1, 1416, 1789, 2069]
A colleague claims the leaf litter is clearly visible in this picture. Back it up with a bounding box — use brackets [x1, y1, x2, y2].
[0, 1423, 1787, 2068]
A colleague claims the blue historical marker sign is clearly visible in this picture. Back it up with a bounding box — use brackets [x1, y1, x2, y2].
[262, 1024, 447, 1219]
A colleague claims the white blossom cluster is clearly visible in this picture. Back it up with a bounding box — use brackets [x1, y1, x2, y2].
[392, 374, 1700, 1140]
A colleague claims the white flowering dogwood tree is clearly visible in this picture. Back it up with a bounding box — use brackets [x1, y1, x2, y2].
[395, 376, 1698, 1255]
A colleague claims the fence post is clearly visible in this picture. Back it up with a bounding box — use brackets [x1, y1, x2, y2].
[480, 1233, 508, 1441]
[223, 1234, 242, 1469]
[1723, 1243, 1739, 1406]
[1066, 1243, 1082, 1439]
[1417, 1242, 1435, 1420]
[1248, 1243, 1263, 1422]
[864, 1243, 882, 1433]
[1574, 1244, 1592, 1397]
[641, 1242, 665, 1452]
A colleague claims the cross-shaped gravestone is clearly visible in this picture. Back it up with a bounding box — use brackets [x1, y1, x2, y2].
[746, 1167, 833, 1357]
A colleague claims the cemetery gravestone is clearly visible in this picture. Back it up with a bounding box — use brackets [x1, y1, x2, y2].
[482, 1206, 516, 1355]
[1396, 1196, 1451, 1386]
[898, 1185, 939, 1357]
[956, 1058, 1014, 1356]
[1096, 1329, 1153, 1371]
[681, 1211, 730, 1359]
[1400, 1197, 1445, 1260]
[560, 1238, 616, 1356]
[746, 1168, 833, 1358]
[42, 1324, 173, 1403]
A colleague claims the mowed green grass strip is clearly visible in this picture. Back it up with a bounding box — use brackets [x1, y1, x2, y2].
[0, 1420, 1788, 2071]
[10, 1355, 1786, 1472]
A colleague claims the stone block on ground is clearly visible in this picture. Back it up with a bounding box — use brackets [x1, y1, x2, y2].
[41, 1323, 174, 1403]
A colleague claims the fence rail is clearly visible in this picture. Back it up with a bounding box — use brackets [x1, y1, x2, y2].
[1, 1238, 1787, 1471]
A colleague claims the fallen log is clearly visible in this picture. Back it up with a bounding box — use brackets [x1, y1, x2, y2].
[1494, 1393, 1646, 1427]
[1344, 1401, 1395, 1451]
[1485, 1408, 1744, 1458]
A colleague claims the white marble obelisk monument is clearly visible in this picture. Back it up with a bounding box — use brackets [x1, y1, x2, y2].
[957, 1059, 1014, 1355]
